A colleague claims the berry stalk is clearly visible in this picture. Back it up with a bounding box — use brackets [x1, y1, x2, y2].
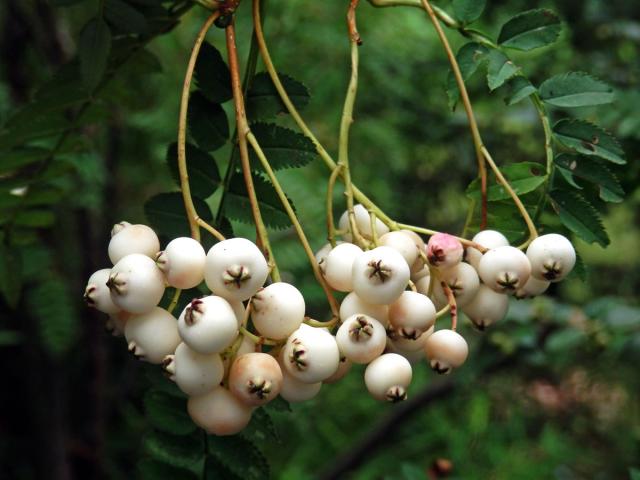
[225, 21, 280, 281]
[419, 0, 488, 230]
[177, 11, 225, 243]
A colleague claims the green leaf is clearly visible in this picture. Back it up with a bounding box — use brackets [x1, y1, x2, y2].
[144, 192, 214, 241]
[503, 76, 537, 105]
[166, 143, 221, 199]
[0, 147, 51, 175]
[446, 42, 490, 110]
[207, 436, 270, 480]
[498, 9, 562, 51]
[144, 390, 197, 436]
[248, 123, 316, 170]
[138, 459, 198, 480]
[452, 0, 486, 24]
[539, 72, 614, 108]
[487, 49, 520, 91]
[264, 395, 291, 412]
[195, 42, 232, 104]
[549, 190, 609, 246]
[0, 330, 22, 346]
[243, 408, 279, 442]
[224, 173, 291, 230]
[104, 0, 149, 35]
[554, 154, 624, 203]
[188, 91, 229, 152]
[246, 72, 310, 119]
[553, 119, 625, 165]
[204, 456, 243, 480]
[0, 241, 22, 308]
[13, 209, 56, 228]
[629, 468, 640, 480]
[467, 162, 547, 201]
[79, 17, 112, 91]
[26, 277, 79, 356]
[144, 430, 204, 471]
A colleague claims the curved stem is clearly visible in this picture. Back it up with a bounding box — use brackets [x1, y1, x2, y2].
[167, 288, 182, 314]
[304, 316, 339, 329]
[420, 0, 487, 229]
[326, 165, 343, 247]
[177, 12, 225, 242]
[247, 132, 340, 317]
[252, 0, 397, 230]
[481, 146, 538, 247]
[197, 218, 225, 241]
[226, 22, 280, 281]
[339, 20, 367, 248]
[531, 93, 555, 225]
[435, 303, 451, 319]
[440, 281, 458, 331]
[397, 223, 487, 252]
[239, 325, 280, 346]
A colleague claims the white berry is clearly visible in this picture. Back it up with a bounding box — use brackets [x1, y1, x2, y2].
[85, 268, 121, 314]
[339, 291, 389, 326]
[163, 342, 223, 396]
[389, 326, 434, 353]
[251, 283, 305, 340]
[388, 291, 436, 335]
[323, 357, 352, 384]
[424, 329, 469, 374]
[322, 242, 363, 292]
[431, 262, 480, 309]
[352, 246, 410, 305]
[108, 254, 165, 314]
[340, 204, 389, 240]
[283, 325, 340, 383]
[156, 237, 206, 289]
[124, 307, 180, 364]
[204, 238, 269, 302]
[178, 296, 238, 354]
[378, 231, 419, 267]
[187, 387, 253, 436]
[462, 284, 509, 330]
[279, 370, 322, 403]
[108, 222, 160, 264]
[514, 276, 550, 299]
[466, 230, 509, 271]
[526, 233, 576, 282]
[336, 314, 386, 364]
[229, 352, 283, 406]
[478, 246, 531, 293]
[364, 353, 412, 402]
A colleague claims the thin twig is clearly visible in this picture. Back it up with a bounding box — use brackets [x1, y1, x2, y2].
[177, 12, 225, 242]
[247, 132, 340, 317]
[226, 21, 280, 281]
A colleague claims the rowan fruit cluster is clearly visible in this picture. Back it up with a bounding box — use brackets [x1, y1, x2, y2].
[84, 212, 576, 435]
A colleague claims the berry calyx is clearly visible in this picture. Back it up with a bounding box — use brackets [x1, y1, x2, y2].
[229, 352, 283, 406]
[108, 222, 160, 265]
[364, 353, 412, 402]
[204, 238, 268, 302]
[336, 314, 386, 364]
[426, 233, 463, 270]
[478, 246, 531, 293]
[251, 282, 305, 340]
[178, 296, 238, 354]
[156, 237, 206, 289]
[424, 329, 468, 374]
[352, 246, 410, 305]
[526, 233, 576, 282]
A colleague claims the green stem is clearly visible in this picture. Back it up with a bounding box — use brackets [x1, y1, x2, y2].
[226, 21, 280, 281]
[167, 288, 182, 314]
[247, 132, 340, 317]
[339, 35, 366, 248]
[326, 165, 343, 247]
[177, 12, 224, 242]
[215, 8, 264, 227]
[531, 94, 555, 224]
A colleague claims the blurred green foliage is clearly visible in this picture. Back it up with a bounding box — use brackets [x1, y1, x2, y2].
[0, 0, 638, 479]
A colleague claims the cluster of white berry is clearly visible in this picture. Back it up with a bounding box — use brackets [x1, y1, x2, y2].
[84, 209, 576, 436]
